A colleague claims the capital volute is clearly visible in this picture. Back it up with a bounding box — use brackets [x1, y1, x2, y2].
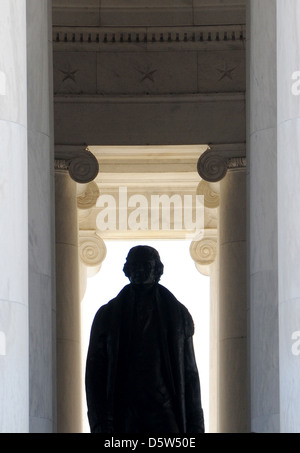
[197, 144, 246, 183]
[79, 231, 107, 268]
[55, 147, 99, 183]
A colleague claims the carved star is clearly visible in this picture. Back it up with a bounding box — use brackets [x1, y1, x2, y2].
[135, 68, 157, 83]
[216, 62, 238, 81]
[59, 67, 78, 83]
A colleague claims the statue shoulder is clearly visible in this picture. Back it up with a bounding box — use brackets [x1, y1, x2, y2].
[157, 284, 195, 337]
[92, 285, 131, 329]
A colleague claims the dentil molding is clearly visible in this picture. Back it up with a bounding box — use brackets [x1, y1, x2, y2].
[53, 24, 246, 50]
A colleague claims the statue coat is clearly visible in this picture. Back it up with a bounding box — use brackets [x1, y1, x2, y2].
[85, 283, 205, 433]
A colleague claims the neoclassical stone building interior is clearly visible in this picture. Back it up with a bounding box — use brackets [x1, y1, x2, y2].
[1, 0, 300, 433]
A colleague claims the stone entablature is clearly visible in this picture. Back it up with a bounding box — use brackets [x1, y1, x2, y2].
[52, 0, 246, 28]
[68, 145, 222, 279]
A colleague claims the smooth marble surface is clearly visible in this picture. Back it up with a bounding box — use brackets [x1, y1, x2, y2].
[248, 128, 278, 275]
[276, 0, 300, 432]
[27, 0, 56, 434]
[247, 0, 280, 433]
[52, 0, 246, 27]
[0, 0, 55, 433]
[218, 168, 247, 432]
[249, 270, 279, 430]
[0, 300, 29, 433]
[0, 2, 29, 432]
[54, 95, 246, 146]
[27, 0, 52, 137]
[0, 1, 27, 126]
[247, 1, 277, 136]
[0, 121, 28, 304]
[248, 0, 300, 433]
[100, 0, 194, 27]
[55, 173, 82, 433]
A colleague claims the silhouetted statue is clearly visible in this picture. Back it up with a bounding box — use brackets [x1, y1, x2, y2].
[85, 245, 205, 433]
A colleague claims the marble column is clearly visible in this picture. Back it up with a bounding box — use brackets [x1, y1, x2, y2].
[27, 0, 56, 433]
[208, 241, 220, 433]
[247, 0, 279, 432]
[218, 165, 247, 432]
[0, 0, 29, 433]
[277, 0, 300, 433]
[0, 0, 55, 433]
[197, 148, 247, 432]
[248, 0, 300, 433]
[55, 168, 82, 433]
[55, 151, 99, 433]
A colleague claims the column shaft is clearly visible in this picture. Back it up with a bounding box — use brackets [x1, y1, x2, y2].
[219, 168, 247, 432]
[209, 255, 220, 432]
[246, 0, 300, 433]
[0, 0, 29, 433]
[55, 170, 82, 433]
[277, 0, 300, 432]
[27, 0, 56, 433]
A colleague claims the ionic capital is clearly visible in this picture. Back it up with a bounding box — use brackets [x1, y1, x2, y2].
[190, 234, 217, 268]
[55, 147, 99, 183]
[79, 231, 107, 267]
[196, 180, 220, 209]
[77, 181, 100, 210]
[197, 144, 246, 182]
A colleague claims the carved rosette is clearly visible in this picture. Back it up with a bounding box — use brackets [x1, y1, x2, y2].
[55, 148, 99, 184]
[197, 148, 246, 183]
[79, 232, 107, 267]
[77, 182, 100, 210]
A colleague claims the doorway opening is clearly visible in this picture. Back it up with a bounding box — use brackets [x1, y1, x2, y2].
[80, 238, 210, 433]
[78, 144, 213, 432]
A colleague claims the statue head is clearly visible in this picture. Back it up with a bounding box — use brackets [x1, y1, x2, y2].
[123, 245, 164, 286]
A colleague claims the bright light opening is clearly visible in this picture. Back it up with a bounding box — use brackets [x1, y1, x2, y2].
[81, 239, 210, 433]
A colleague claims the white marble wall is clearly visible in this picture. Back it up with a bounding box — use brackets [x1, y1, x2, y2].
[26, 0, 55, 433]
[0, 0, 29, 433]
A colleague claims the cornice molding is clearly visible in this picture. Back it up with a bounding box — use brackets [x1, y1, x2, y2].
[54, 92, 245, 105]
